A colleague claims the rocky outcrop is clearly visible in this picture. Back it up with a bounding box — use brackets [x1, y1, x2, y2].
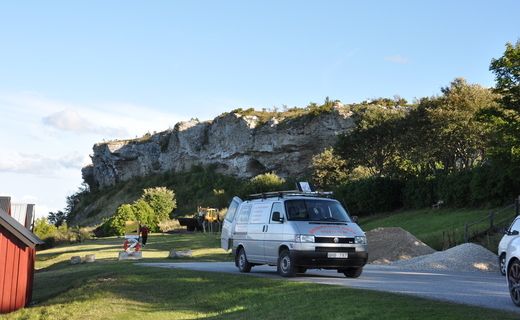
[82, 107, 355, 189]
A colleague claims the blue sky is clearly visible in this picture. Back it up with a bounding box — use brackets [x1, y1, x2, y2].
[0, 1, 518, 218]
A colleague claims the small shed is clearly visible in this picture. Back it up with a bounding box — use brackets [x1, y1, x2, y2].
[0, 197, 43, 314]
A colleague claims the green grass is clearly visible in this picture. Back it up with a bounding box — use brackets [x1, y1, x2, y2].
[359, 207, 516, 251]
[6, 233, 519, 319]
[4, 233, 517, 319]
[35, 233, 231, 270]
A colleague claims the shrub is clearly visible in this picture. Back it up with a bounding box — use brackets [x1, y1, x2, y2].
[335, 177, 403, 216]
[34, 218, 92, 249]
[34, 218, 57, 240]
[246, 173, 287, 194]
[106, 204, 136, 236]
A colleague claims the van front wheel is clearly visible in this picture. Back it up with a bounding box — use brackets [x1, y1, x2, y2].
[236, 248, 252, 273]
[342, 267, 363, 278]
[278, 250, 296, 277]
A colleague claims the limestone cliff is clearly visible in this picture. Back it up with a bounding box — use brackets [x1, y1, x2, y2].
[82, 106, 355, 190]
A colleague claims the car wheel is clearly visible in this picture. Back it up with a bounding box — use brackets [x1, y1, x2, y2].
[500, 253, 507, 276]
[343, 267, 363, 278]
[508, 259, 520, 306]
[236, 248, 252, 273]
[277, 250, 295, 277]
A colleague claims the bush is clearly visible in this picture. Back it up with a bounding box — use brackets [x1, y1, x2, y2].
[34, 218, 92, 249]
[335, 177, 403, 216]
[246, 173, 287, 194]
[34, 217, 57, 240]
[105, 204, 135, 236]
[402, 176, 437, 208]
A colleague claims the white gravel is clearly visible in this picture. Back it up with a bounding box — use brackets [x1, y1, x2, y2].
[392, 243, 498, 273]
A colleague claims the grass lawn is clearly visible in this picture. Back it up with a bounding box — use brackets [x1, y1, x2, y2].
[359, 207, 516, 250]
[4, 233, 519, 319]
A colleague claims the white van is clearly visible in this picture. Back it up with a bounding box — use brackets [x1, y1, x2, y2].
[221, 191, 368, 277]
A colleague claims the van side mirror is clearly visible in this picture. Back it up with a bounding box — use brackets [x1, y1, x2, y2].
[272, 212, 284, 222]
[510, 230, 519, 236]
[351, 216, 358, 223]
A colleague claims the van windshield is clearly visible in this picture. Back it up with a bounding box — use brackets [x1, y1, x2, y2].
[285, 199, 351, 222]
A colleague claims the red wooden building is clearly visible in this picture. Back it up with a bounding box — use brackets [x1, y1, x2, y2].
[0, 196, 42, 314]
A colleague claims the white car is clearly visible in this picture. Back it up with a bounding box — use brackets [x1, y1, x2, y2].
[499, 216, 520, 275]
[505, 236, 520, 306]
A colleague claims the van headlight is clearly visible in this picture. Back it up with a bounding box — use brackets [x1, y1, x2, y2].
[295, 234, 315, 243]
[355, 236, 367, 245]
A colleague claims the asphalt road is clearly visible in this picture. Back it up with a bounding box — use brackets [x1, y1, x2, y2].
[139, 262, 519, 314]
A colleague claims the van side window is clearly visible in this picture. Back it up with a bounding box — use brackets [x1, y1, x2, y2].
[236, 204, 252, 224]
[270, 202, 284, 222]
[224, 200, 240, 222]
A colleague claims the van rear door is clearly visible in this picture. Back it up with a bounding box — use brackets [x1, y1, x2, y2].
[221, 196, 242, 250]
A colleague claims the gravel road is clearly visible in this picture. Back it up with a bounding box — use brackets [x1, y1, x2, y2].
[139, 262, 517, 314]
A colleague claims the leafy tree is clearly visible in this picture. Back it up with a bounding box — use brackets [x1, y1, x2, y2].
[48, 210, 67, 227]
[486, 40, 520, 164]
[141, 187, 177, 220]
[311, 147, 348, 188]
[406, 78, 498, 173]
[132, 199, 156, 228]
[490, 40, 520, 111]
[336, 105, 406, 177]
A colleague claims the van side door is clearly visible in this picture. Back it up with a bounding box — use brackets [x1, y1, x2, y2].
[264, 202, 286, 264]
[221, 197, 242, 250]
[246, 202, 272, 263]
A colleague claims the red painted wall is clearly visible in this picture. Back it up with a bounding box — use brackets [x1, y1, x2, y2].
[0, 225, 36, 314]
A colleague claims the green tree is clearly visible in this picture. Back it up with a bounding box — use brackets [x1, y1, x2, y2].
[311, 147, 348, 188]
[336, 104, 406, 177]
[33, 217, 57, 239]
[247, 172, 286, 194]
[48, 210, 67, 227]
[407, 78, 498, 173]
[490, 40, 520, 111]
[132, 198, 156, 229]
[107, 204, 135, 236]
[486, 40, 520, 163]
[141, 187, 177, 220]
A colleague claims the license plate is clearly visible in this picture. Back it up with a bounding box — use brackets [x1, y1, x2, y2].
[327, 252, 348, 258]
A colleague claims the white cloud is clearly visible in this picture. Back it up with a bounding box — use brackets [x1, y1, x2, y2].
[0, 151, 85, 175]
[0, 91, 185, 215]
[0, 92, 182, 140]
[384, 55, 409, 65]
[42, 109, 129, 136]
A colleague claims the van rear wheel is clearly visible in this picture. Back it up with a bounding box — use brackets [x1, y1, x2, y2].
[278, 250, 296, 277]
[236, 248, 252, 273]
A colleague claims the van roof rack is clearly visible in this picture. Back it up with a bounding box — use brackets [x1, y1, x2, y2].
[246, 190, 334, 200]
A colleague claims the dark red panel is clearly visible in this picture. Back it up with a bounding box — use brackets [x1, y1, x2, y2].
[0, 225, 34, 314]
[0, 231, 7, 309]
[16, 248, 29, 308]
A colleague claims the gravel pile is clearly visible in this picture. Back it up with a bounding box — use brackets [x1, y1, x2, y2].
[392, 243, 498, 272]
[366, 227, 436, 264]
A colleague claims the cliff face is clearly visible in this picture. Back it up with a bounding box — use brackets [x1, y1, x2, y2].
[82, 107, 355, 189]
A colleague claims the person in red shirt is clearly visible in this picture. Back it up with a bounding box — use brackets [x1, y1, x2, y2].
[140, 225, 149, 246]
